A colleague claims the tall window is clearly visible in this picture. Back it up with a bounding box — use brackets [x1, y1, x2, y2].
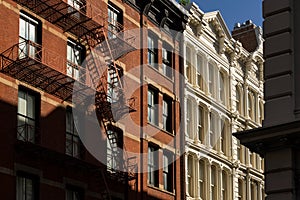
[197, 55, 203, 89]
[251, 181, 258, 200]
[259, 102, 264, 124]
[236, 139, 242, 161]
[209, 112, 217, 149]
[248, 92, 255, 120]
[148, 88, 158, 125]
[66, 108, 81, 158]
[187, 99, 193, 139]
[17, 88, 38, 143]
[16, 175, 37, 200]
[219, 72, 225, 103]
[186, 46, 192, 83]
[211, 166, 217, 200]
[162, 46, 172, 78]
[187, 155, 194, 197]
[163, 152, 173, 192]
[148, 34, 157, 67]
[199, 160, 205, 199]
[19, 12, 40, 58]
[108, 2, 122, 38]
[208, 63, 215, 96]
[66, 186, 83, 200]
[148, 145, 158, 187]
[220, 118, 226, 154]
[163, 96, 172, 133]
[238, 178, 244, 200]
[67, 39, 84, 81]
[222, 171, 227, 200]
[236, 86, 242, 114]
[198, 106, 204, 142]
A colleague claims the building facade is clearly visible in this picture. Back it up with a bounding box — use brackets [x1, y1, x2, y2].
[0, 0, 187, 200]
[184, 3, 265, 200]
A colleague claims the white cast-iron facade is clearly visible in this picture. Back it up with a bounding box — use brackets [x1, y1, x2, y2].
[184, 3, 264, 200]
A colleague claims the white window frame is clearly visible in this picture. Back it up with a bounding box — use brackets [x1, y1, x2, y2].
[67, 39, 83, 81]
[208, 63, 215, 96]
[198, 160, 205, 200]
[148, 88, 157, 125]
[219, 71, 225, 103]
[148, 34, 157, 67]
[19, 12, 39, 59]
[198, 105, 204, 142]
[196, 54, 203, 89]
[108, 2, 122, 38]
[210, 165, 217, 200]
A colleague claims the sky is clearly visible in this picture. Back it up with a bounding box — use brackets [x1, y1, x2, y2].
[192, 0, 263, 31]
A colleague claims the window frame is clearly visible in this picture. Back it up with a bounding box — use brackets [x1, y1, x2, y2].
[221, 170, 228, 200]
[67, 39, 85, 81]
[209, 112, 217, 149]
[147, 33, 158, 68]
[108, 2, 123, 38]
[163, 151, 173, 192]
[220, 118, 227, 154]
[66, 107, 81, 159]
[196, 54, 203, 89]
[162, 95, 172, 133]
[19, 12, 41, 59]
[219, 71, 225, 103]
[210, 165, 217, 200]
[147, 87, 158, 126]
[17, 87, 40, 143]
[198, 160, 205, 199]
[16, 173, 39, 200]
[66, 185, 84, 200]
[208, 63, 215, 96]
[187, 155, 195, 197]
[148, 144, 159, 187]
[185, 46, 192, 83]
[198, 105, 204, 142]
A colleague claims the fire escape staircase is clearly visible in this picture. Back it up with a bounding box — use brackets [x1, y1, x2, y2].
[0, 0, 137, 198]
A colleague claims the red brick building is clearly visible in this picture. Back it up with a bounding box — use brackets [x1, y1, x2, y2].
[0, 0, 187, 199]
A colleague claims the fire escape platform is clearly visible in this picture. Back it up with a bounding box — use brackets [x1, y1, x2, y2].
[14, 0, 105, 37]
[0, 53, 92, 103]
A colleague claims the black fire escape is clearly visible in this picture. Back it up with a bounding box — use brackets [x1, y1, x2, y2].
[0, 0, 137, 199]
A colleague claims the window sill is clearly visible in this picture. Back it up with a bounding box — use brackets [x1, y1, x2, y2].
[148, 184, 175, 196]
[148, 122, 174, 136]
[147, 64, 174, 83]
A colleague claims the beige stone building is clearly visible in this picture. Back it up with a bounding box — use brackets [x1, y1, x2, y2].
[184, 3, 265, 200]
